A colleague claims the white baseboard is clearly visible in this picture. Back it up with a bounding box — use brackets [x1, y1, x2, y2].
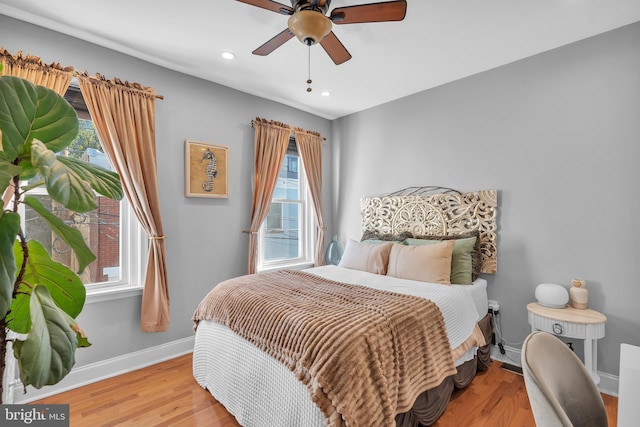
[597, 371, 619, 397]
[490, 343, 523, 367]
[11, 336, 195, 404]
[489, 344, 618, 397]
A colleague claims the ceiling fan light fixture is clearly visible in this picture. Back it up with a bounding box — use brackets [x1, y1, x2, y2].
[288, 10, 332, 46]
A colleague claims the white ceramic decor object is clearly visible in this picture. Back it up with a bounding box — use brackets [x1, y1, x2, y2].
[535, 283, 569, 309]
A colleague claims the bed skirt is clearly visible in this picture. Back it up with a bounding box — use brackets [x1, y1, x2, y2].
[396, 312, 494, 426]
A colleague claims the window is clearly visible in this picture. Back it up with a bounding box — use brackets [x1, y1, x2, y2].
[258, 139, 315, 270]
[19, 84, 146, 301]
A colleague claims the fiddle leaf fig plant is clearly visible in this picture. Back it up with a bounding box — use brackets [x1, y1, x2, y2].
[0, 67, 123, 402]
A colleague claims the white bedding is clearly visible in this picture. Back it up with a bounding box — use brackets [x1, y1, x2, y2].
[453, 277, 488, 320]
[193, 265, 488, 427]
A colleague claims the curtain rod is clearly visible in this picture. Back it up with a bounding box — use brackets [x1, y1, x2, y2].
[2, 49, 165, 99]
[250, 120, 326, 141]
[71, 71, 164, 101]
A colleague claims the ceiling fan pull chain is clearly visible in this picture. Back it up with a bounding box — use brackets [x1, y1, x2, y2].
[307, 45, 313, 92]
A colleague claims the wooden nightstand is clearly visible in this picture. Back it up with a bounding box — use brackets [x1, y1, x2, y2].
[527, 302, 607, 384]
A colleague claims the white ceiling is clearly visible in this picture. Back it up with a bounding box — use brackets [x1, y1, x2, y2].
[1, 0, 639, 120]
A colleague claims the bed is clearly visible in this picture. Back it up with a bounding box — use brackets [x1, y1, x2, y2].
[193, 188, 498, 426]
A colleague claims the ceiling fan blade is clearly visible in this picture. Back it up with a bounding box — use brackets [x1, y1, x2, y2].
[330, 0, 407, 24]
[320, 32, 352, 65]
[236, 0, 293, 15]
[252, 29, 295, 56]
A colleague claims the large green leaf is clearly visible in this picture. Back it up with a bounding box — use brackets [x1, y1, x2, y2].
[58, 156, 124, 200]
[13, 285, 78, 389]
[0, 211, 20, 318]
[0, 157, 20, 195]
[17, 158, 38, 181]
[0, 76, 37, 160]
[7, 240, 86, 334]
[53, 302, 92, 349]
[31, 139, 98, 213]
[31, 85, 79, 154]
[0, 76, 78, 161]
[23, 195, 96, 273]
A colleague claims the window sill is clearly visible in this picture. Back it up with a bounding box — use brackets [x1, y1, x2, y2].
[86, 285, 143, 304]
[258, 261, 315, 274]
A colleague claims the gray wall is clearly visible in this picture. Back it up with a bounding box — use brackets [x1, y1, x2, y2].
[331, 22, 640, 376]
[0, 15, 333, 367]
[2, 14, 638, 380]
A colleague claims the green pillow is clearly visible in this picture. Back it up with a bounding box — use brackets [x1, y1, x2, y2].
[403, 236, 477, 284]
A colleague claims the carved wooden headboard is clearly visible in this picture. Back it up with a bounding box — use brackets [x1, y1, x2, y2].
[360, 187, 498, 274]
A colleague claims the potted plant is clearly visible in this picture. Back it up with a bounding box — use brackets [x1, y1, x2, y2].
[0, 65, 123, 402]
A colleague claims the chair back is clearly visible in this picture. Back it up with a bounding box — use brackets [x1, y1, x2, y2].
[521, 331, 608, 427]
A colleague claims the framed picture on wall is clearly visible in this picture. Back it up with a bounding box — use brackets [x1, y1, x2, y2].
[185, 139, 229, 198]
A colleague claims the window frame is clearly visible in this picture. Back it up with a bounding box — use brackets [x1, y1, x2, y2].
[257, 141, 315, 272]
[18, 181, 147, 303]
[83, 197, 147, 303]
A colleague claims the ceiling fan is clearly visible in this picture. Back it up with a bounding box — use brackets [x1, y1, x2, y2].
[237, 0, 408, 65]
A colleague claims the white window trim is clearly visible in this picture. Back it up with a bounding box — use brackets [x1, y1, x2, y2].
[84, 199, 146, 303]
[18, 188, 147, 304]
[257, 155, 315, 272]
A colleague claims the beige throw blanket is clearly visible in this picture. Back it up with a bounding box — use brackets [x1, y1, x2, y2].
[192, 270, 458, 427]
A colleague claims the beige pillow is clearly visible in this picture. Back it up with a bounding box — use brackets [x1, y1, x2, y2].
[404, 236, 477, 284]
[338, 240, 393, 275]
[412, 231, 482, 281]
[387, 240, 455, 284]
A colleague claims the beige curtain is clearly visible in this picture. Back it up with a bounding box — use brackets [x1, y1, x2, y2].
[247, 118, 291, 274]
[76, 73, 169, 332]
[0, 48, 74, 94]
[293, 127, 326, 266]
[1, 49, 75, 208]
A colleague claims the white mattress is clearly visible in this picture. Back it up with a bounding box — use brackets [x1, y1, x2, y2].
[193, 266, 488, 427]
[453, 278, 488, 320]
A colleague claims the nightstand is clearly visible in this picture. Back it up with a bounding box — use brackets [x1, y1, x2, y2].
[527, 302, 607, 384]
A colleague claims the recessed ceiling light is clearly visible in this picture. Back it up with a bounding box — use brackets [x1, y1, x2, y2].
[321, 91, 331, 97]
[221, 51, 235, 60]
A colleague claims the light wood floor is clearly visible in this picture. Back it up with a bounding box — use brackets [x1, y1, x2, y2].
[33, 353, 618, 426]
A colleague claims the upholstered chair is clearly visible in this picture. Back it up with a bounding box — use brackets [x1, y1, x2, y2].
[521, 331, 608, 427]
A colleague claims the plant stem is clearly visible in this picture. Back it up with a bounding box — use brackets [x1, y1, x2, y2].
[11, 174, 28, 288]
[0, 318, 6, 403]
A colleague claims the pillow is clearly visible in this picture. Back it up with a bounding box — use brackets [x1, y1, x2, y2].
[338, 240, 393, 275]
[386, 240, 454, 284]
[404, 236, 477, 284]
[411, 231, 482, 282]
[360, 230, 413, 242]
[362, 239, 390, 245]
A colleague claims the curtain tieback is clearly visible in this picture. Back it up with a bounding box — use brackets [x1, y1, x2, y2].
[149, 235, 166, 240]
[242, 230, 258, 234]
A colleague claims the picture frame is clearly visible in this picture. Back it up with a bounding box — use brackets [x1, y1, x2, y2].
[185, 140, 229, 198]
